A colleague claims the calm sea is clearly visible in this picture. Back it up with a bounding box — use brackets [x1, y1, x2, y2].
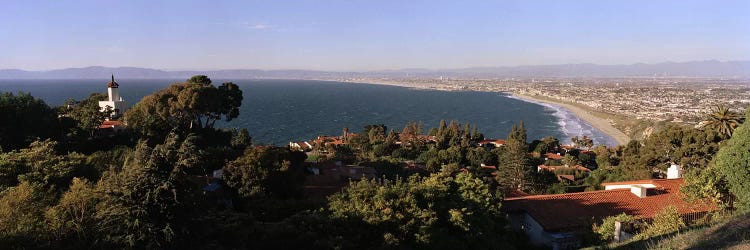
[0, 79, 616, 146]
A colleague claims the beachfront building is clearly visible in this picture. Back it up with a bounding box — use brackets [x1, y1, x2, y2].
[98, 74, 128, 117]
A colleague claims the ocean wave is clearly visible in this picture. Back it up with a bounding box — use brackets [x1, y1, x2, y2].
[505, 94, 618, 147]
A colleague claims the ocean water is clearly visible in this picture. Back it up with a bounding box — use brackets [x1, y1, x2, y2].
[0, 79, 617, 146]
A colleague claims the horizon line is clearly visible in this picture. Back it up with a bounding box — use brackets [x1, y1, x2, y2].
[3, 59, 749, 72]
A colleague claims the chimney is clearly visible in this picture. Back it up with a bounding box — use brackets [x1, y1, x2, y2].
[667, 164, 682, 179]
[630, 185, 647, 198]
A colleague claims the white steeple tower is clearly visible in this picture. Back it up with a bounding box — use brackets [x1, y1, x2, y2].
[98, 74, 128, 117]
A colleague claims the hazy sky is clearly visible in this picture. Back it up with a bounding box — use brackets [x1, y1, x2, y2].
[1, 0, 749, 71]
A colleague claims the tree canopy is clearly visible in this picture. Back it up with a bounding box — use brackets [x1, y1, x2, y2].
[327, 171, 511, 249]
[711, 110, 750, 210]
[59, 93, 109, 137]
[125, 75, 242, 138]
[223, 146, 306, 199]
[0, 92, 58, 151]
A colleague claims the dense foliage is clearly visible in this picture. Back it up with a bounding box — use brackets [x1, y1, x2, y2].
[59, 93, 110, 137]
[124, 76, 242, 139]
[711, 111, 750, 210]
[593, 213, 635, 242]
[224, 146, 306, 199]
[637, 206, 686, 239]
[0, 140, 89, 191]
[0, 92, 58, 151]
[326, 171, 513, 249]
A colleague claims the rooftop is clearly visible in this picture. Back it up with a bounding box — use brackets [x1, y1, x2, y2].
[98, 120, 123, 129]
[503, 178, 716, 232]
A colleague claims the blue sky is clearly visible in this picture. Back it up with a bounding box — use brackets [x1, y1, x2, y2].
[1, 0, 748, 71]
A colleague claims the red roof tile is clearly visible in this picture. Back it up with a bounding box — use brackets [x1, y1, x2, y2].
[601, 179, 656, 186]
[544, 153, 564, 160]
[98, 120, 123, 129]
[503, 179, 716, 232]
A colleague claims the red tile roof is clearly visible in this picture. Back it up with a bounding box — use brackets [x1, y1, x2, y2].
[544, 153, 564, 160]
[98, 120, 123, 129]
[503, 179, 716, 232]
[600, 179, 658, 186]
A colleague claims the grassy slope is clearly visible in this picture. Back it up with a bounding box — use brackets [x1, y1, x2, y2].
[603, 213, 750, 250]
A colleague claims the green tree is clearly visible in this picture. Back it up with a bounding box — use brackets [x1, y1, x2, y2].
[466, 147, 495, 167]
[532, 136, 560, 154]
[712, 110, 750, 210]
[96, 133, 199, 248]
[0, 92, 58, 151]
[327, 171, 509, 249]
[704, 105, 744, 139]
[497, 123, 531, 191]
[638, 125, 722, 172]
[0, 181, 51, 246]
[562, 153, 581, 167]
[0, 139, 88, 191]
[364, 124, 387, 143]
[60, 93, 110, 137]
[45, 177, 101, 246]
[572, 135, 594, 150]
[124, 75, 243, 138]
[616, 140, 652, 180]
[223, 146, 305, 199]
[526, 170, 559, 194]
[638, 206, 685, 239]
[593, 145, 615, 168]
[681, 166, 731, 207]
[85, 145, 133, 179]
[582, 168, 623, 190]
[230, 128, 252, 149]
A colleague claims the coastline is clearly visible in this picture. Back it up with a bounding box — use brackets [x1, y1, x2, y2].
[336, 78, 632, 146]
[511, 93, 631, 146]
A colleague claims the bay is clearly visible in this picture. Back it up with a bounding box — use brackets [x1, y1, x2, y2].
[0, 79, 616, 146]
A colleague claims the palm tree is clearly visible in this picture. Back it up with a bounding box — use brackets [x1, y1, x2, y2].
[705, 105, 744, 138]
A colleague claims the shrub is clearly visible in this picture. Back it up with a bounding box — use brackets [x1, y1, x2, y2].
[638, 206, 686, 239]
[594, 213, 636, 242]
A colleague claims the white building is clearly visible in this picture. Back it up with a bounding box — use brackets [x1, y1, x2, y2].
[98, 75, 128, 117]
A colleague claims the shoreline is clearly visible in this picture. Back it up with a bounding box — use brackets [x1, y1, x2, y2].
[510, 93, 631, 146]
[339, 79, 632, 146]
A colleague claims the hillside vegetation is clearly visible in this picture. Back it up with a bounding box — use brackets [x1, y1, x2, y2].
[603, 213, 750, 250]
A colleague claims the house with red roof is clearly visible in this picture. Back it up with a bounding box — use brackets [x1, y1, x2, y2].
[289, 141, 313, 151]
[544, 152, 564, 161]
[503, 168, 716, 249]
[98, 120, 125, 133]
[313, 135, 345, 147]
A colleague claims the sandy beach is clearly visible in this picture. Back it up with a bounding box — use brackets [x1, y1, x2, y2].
[512, 93, 631, 146]
[339, 79, 632, 146]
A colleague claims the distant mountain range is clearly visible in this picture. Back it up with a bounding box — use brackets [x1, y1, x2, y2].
[1, 60, 748, 79]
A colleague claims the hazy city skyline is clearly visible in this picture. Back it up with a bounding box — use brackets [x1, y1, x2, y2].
[2, 0, 749, 71]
